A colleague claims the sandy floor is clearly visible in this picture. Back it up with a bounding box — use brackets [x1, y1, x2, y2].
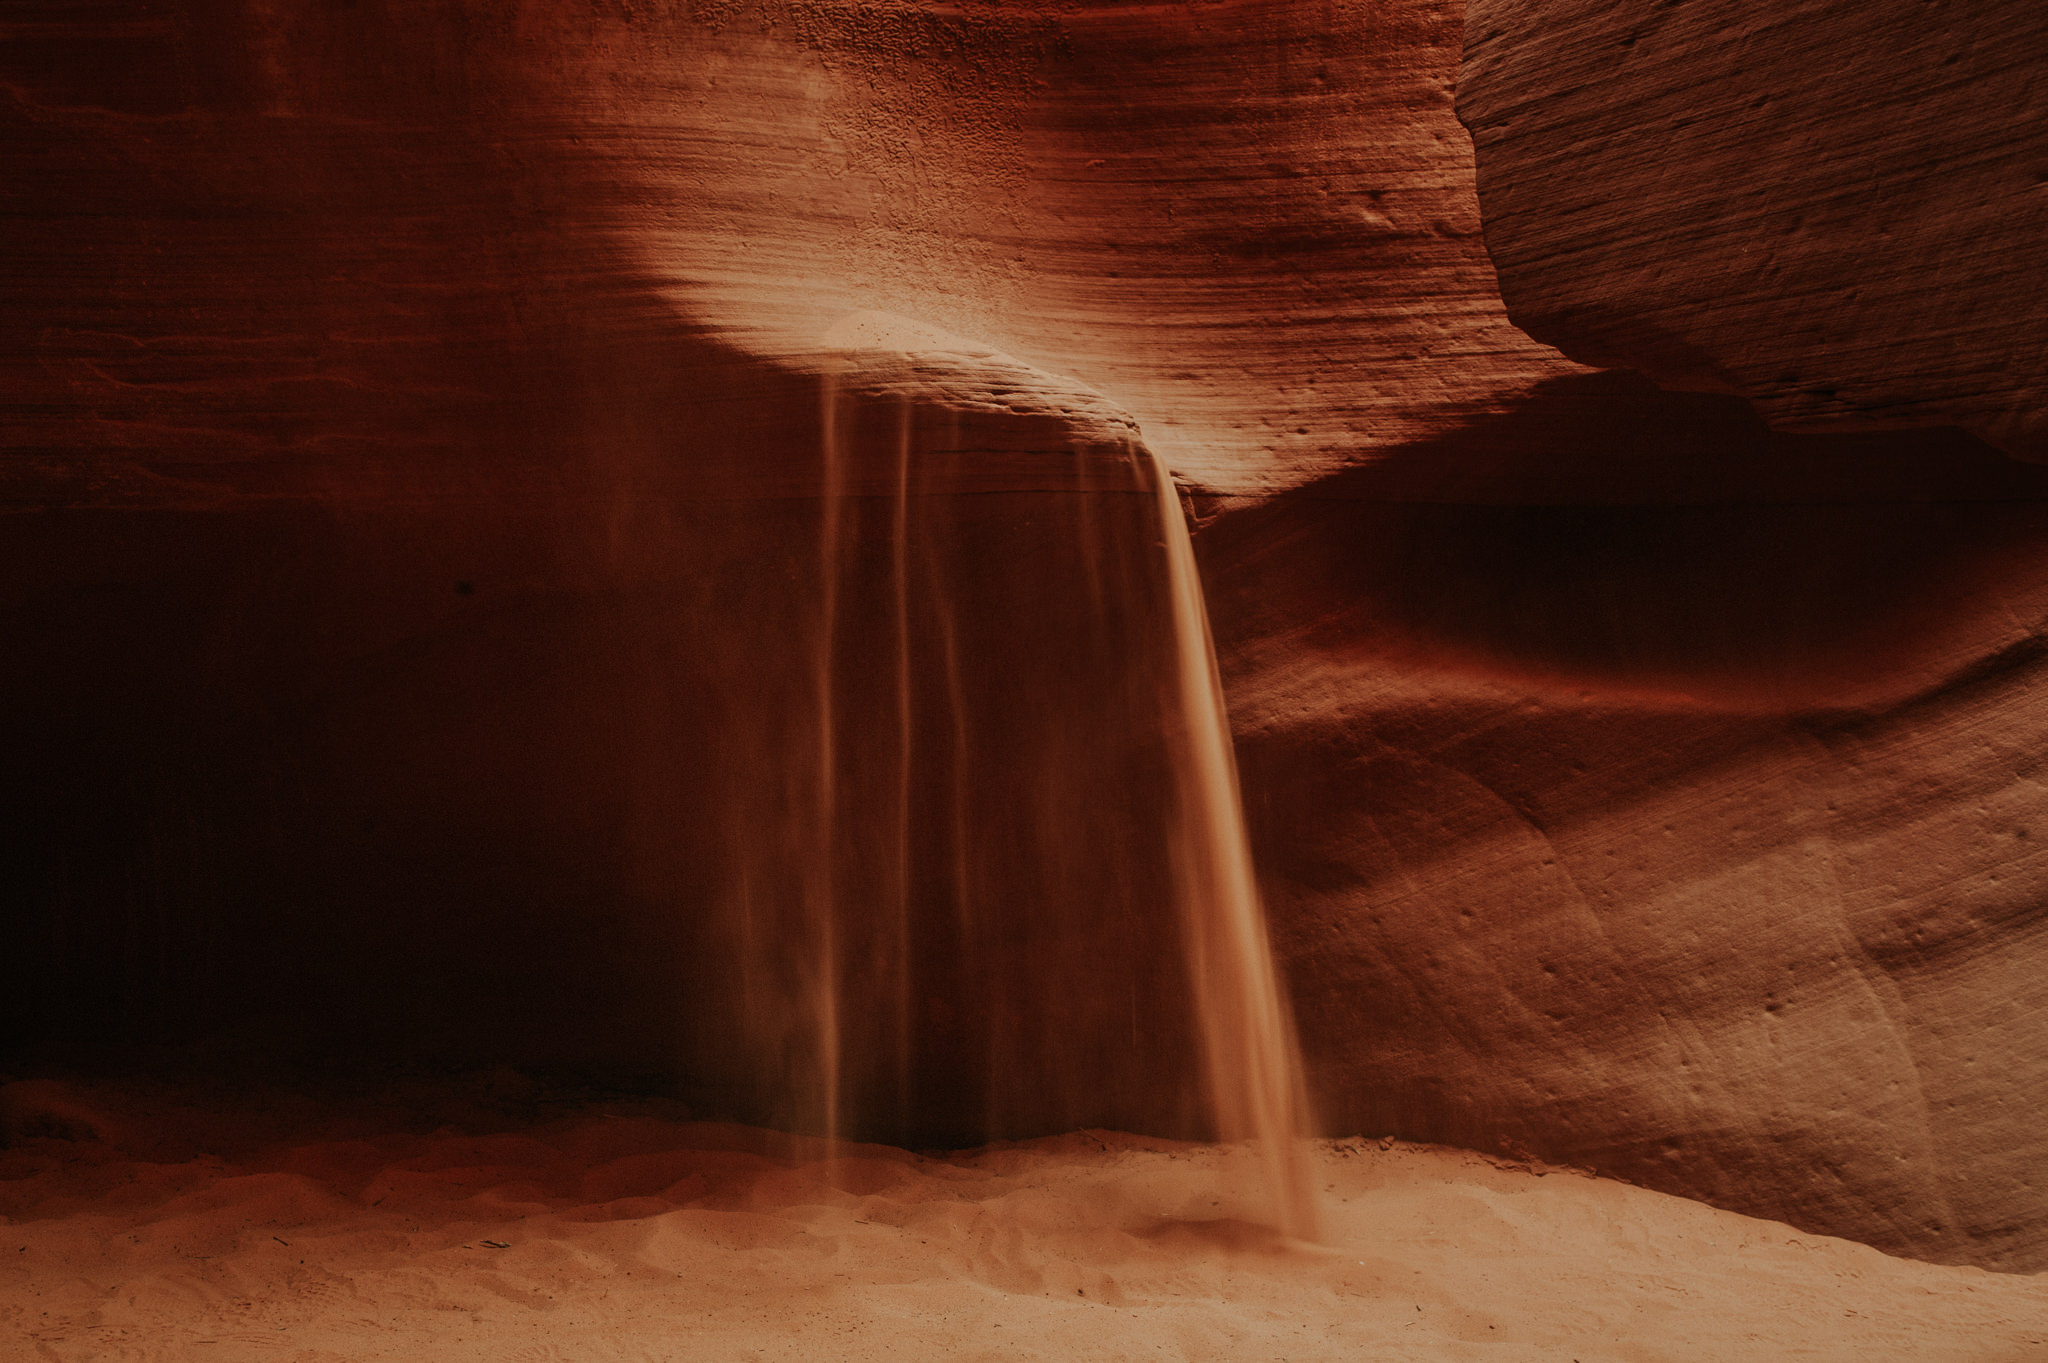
[1, 1078, 2042, 1362]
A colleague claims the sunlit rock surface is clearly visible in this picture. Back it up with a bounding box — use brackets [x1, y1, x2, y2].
[5, 0, 2045, 1271]
[4, 0, 1561, 505]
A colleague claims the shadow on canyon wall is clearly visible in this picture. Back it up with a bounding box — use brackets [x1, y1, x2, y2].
[1202, 368, 2048, 715]
[1, 306, 1212, 1148]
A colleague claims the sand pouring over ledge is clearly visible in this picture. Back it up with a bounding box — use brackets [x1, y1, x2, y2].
[1147, 444, 1321, 1242]
[702, 314, 1318, 1239]
[1, 1079, 2043, 1362]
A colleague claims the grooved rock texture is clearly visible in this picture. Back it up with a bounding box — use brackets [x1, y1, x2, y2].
[5, 0, 2047, 1271]
[5, 0, 1562, 504]
[1200, 391, 2048, 1270]
[1456, 0, 2048, 459]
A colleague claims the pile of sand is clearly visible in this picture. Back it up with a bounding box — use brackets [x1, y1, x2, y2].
[2, 1078, 2041, 1361]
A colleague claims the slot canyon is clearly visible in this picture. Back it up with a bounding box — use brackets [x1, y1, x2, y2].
[3, 0, 2046, 1357]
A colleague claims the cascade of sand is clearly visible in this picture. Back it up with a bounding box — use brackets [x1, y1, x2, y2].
[809, 364, 848, 1152]
[1145, 448, 1321, 1241]
[718, 357, 1316, 1236]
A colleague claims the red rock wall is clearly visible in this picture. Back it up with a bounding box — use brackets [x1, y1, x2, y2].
[4, 0, 2045, 1269]
[1456, 0, 2048, 459]
[1438, 0, 2048, 1264]
[1202, 383, 2048, 1270]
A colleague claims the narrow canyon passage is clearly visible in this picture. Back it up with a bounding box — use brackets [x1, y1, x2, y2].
[5, 0, 2048, 1355]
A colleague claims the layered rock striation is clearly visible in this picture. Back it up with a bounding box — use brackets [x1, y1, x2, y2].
[4, 0, 2045, 1269]
[1457, 0, 2048, 458]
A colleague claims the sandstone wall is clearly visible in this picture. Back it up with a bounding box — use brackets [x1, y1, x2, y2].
[1457, 0, 2048, 459]
[4, 0, 2043, 1267]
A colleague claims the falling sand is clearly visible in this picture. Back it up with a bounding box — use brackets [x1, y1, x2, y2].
[3, 1079, 2043, 1362]
[1147, 447, 1319, 1242]
[712, 323, 1315, 1237]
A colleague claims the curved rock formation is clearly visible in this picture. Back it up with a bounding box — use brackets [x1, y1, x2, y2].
[1457, 0, 2048, 458]
[5, 0, 2045, 1271]
[1202, 380, 2048, 1270]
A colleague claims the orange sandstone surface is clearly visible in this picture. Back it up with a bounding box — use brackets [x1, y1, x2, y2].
[1459, 0, 2048, 460]
[3, 0, 2046, 1335]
